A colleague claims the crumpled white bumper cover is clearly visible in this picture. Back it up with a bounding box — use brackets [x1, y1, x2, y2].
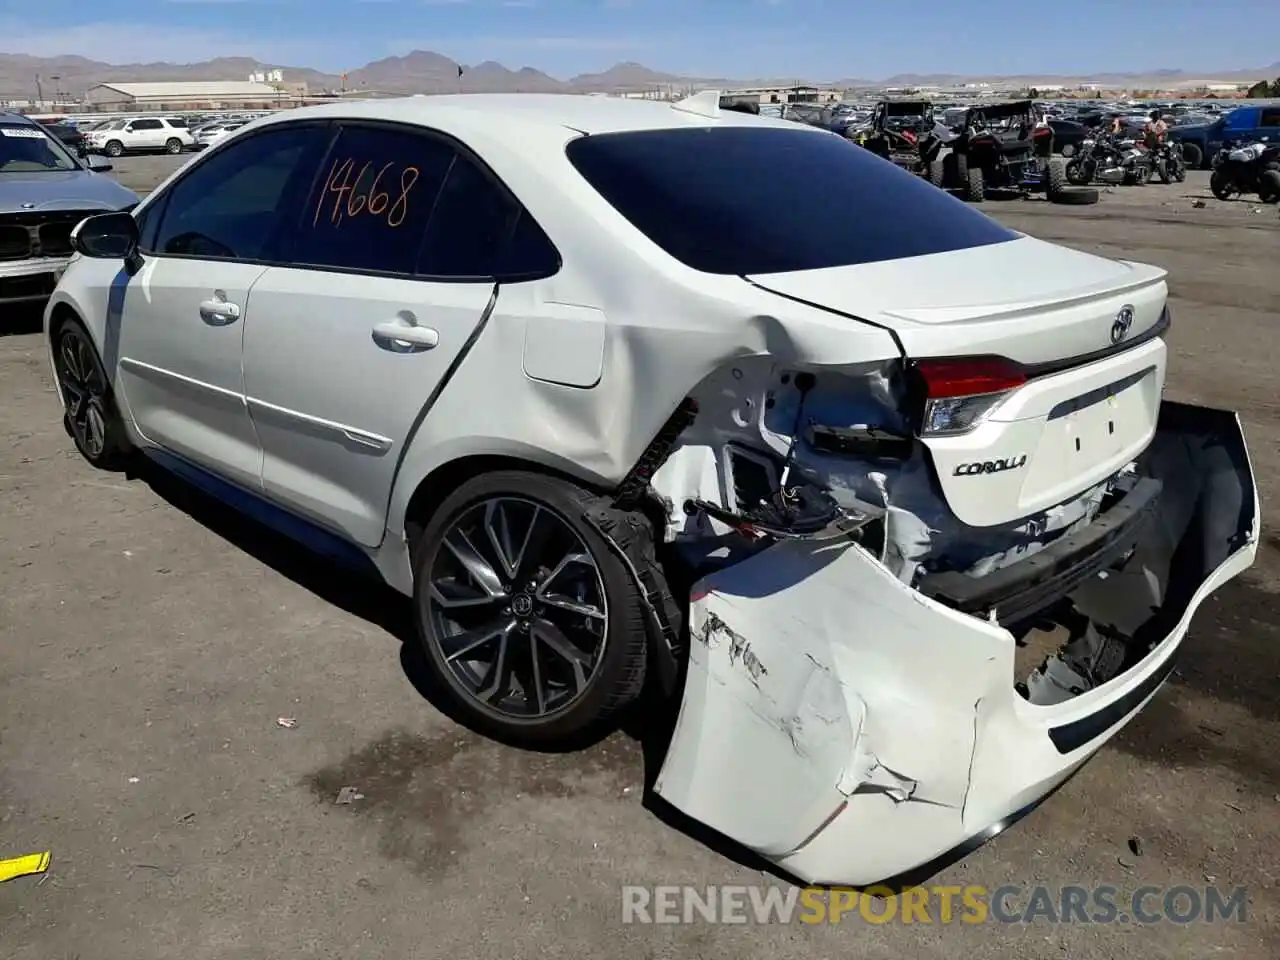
[652, 401, 1258, 886]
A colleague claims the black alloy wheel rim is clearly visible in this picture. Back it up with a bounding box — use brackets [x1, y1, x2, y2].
[425, 497, 609, 721]
[56, 329, 109, 459]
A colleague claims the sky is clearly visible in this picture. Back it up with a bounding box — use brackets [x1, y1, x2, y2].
[0, 0, 1276, 81]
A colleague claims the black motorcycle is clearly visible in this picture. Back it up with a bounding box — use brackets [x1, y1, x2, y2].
[1209, 140, 1280, 203]
[1152, 141, 1186, 184]
[1066, 129, 1152, 186]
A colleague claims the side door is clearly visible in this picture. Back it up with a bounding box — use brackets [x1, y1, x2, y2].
[241, 121, 560, 547]
[114, 121, 332, 491]
[1221, 107, 1259, 148]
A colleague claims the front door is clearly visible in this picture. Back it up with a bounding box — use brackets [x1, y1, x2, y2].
[241, 121, 535, 547]
[114, 120, 333, 490]
[127, 118, 165, 150]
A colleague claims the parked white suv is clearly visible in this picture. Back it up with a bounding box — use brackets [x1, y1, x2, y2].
[85, 117, 193, 157]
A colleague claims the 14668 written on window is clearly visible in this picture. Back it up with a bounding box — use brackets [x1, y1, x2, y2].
[313, 157, 422, 229]
[291, 126, 455, 274]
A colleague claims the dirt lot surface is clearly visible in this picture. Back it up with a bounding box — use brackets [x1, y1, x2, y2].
[3, 154, 1278, 959]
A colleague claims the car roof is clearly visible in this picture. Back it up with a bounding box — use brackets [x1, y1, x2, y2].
[0, 112, 37, 126]
[248, 92, 807, 145]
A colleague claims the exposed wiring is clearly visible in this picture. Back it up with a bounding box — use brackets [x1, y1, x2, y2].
[777, 372, 816, 493]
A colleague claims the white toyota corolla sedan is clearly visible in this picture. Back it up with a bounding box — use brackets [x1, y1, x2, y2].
[45, 92, 1258, 886]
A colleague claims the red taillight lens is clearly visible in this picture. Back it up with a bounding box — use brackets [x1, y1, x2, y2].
[913, 356, 1027, 437]
[915, 356, 1027, 398]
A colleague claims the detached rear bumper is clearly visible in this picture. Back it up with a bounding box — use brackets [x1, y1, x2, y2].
[652, 401, 1258, 886]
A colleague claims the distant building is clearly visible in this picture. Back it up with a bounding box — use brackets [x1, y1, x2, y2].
[84, 80, 307, 112]
[722, 85, 841, 105]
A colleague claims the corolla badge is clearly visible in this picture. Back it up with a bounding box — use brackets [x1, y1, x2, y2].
[953, 455, 1027, 476]
[1110, 305, 1135, 344]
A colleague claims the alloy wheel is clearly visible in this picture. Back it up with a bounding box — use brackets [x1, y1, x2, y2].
[55, 328, 109, 460]
[425, 497, 609, 721]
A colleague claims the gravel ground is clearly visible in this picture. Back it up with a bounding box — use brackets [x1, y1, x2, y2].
[2, 153, 1278, 960]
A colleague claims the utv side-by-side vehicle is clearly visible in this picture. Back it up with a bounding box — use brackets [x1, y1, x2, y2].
[944, 99, 1096, 204]
[859, 99, 951, 187]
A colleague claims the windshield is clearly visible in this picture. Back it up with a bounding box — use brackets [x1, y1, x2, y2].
[565, 126, 1017, 275]
[0, 123, 79, 172]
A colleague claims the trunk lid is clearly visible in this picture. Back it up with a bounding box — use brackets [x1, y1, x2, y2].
[747, 234, 1167, 366]
[749, 237, 1170, 527]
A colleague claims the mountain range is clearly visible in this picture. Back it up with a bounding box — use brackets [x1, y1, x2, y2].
[1, 50, 1277, 100]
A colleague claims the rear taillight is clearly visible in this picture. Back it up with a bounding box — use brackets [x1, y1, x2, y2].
[912, 356, 1026, 437]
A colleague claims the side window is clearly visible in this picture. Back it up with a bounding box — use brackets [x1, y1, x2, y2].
[166, 117, 188, 128]
[151, 124, 330, 261]
[1224, 110, 1253, 130]
[417, 154, 560, 280]
[133, 119, 163, 131]
[288, 124, 454, 274]
[1260, 109, 1280, 128]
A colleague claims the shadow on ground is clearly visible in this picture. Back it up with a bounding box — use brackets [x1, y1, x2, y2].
[1109, 573, 1280, 796]
[134, 458, 802, 884]
[1, 304, 43, 337]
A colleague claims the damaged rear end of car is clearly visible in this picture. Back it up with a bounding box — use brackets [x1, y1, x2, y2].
[564, 122, 1260, 886]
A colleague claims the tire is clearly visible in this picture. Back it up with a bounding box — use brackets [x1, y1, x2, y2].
[942, 152, 958, 187]
[1061, 143, 1075, 158]
[1065, 157, 1095, 185]
[1049, 186, 1100, 205]
[52, 315, 133, 471]
[1180, 142, 1203, 169]
[927, 157, 945, 188]
[412, 470, 648, 746]
[1045, 158, 1067, 197]
[957, 154, 984, 201]
[1210, 170, 1236, 200]
[1259, 169, 1280, 204]
[104, 140, 123, 158]
[165, 138, 182, 154]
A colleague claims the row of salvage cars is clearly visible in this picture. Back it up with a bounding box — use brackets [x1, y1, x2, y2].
[43, 91, 1259, 886]
[856, 98, 1103, 204]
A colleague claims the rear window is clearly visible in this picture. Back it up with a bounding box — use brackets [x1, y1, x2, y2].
[565, 126, 1018, 275]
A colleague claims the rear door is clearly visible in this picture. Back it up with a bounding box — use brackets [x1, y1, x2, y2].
[241, 121, 558, 547]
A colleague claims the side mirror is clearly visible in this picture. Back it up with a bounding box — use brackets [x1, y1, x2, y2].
[71, 211, 139, 262]
[86, 155, 113, 172]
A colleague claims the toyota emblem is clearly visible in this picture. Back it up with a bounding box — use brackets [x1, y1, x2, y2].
[1110, 305, 1135, 344]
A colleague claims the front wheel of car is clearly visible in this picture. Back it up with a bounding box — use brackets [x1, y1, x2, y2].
[164, 138, 182, 154]
[53, 316, 133, 471]
[104, 140, 123, 158]
[412, 470, 648, 746]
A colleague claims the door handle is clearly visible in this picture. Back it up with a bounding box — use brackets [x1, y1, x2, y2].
[371, 319, 439, 351]
[199, 298, 241, 325]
